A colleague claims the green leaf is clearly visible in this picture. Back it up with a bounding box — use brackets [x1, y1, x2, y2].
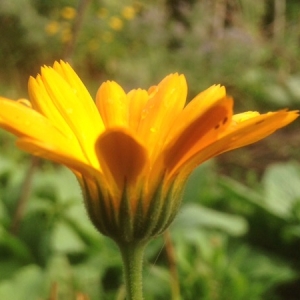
[0, 201, 9, 224]
[51, 221, 86, 253]
[45, 254, 76, 299]
[263, 84, 291, 106]
[184, 161, 220, 205]
[285, 75, 300, 101]
[0, 155, 14, 175]
[262, 162, 300, 218]
[0, 265, 45, 300]
[172, 203, 248, 236]
[219, 175, 265, 209]
[0, 227, 32, 262]
[33, 167, 81, 202]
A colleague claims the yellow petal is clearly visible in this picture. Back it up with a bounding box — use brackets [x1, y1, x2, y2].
[232, 111, 260, 123]
[127, 88, 149, 132]
[0, 97, 86, 163]
[53, 61, 104, 129]
[28, 75, 76, 139]
[17, 137, 94, 176]
[96, 81, 128, 128]
[0, 97, 63, 141]
[40, 66, 103, 167]
[95, 128, 148, 190]
[137, 73, 187, 159]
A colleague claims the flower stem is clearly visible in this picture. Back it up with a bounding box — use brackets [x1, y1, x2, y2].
[117, 241, 147, 300]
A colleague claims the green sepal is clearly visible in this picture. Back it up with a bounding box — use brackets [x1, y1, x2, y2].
[117, 183, 134, 242]
[80, 174, 186, 244]
[80, 176, 110, 236]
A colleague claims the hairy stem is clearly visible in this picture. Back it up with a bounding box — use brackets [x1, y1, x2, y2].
[117, 241, 147, 300]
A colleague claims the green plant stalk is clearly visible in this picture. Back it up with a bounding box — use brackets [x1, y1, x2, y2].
[117, 241, 148, 300]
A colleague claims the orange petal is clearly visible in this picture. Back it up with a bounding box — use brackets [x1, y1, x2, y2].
[171, 110, 298, 182]
[137, 73, 187, 158]
[127, 88, 149, 132]
[224, 110, 299, 150]
[95, 128, 148, 189]
[162, 95, 233, 176]
[96, 81, 128, 128]
[166, 84, 227, 144]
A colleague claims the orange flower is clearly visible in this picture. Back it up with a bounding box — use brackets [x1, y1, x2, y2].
[0, 61, 297, 242]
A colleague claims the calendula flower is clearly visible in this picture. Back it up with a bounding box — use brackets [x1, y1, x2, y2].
[0, 61, 298, 243]
[122, 6, 136, 20]
[109, 16, 123, 31]
[45, 21, 60, 36]
[61, 6, 76, 20]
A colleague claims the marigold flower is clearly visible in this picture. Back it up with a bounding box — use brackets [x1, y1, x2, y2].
[0, 61, 298, 243]
[45, 21, 60, 36]
[109, 16, 123, 31]
[122, 6, 136, 20]
[61, 6, 76, 20]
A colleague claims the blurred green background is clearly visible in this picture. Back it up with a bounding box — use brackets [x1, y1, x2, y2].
[0, 0, 300, 299]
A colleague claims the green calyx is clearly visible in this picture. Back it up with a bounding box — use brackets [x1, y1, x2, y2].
[81, 175, 185, 244]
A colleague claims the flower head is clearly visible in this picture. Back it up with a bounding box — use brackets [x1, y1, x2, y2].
[61, 6, 76, 20]
[0, 61, 298, 242]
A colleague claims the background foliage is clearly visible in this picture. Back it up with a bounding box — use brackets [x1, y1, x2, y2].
[0, 0, 299, 299]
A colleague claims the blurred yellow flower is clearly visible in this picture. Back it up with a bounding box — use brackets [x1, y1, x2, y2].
[109, 16, 123, 31]
[61, 6, 76, 20]
[45, 21, 60, 36]
[0, 61, 297, 242]
[122, 6, 136, 20]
